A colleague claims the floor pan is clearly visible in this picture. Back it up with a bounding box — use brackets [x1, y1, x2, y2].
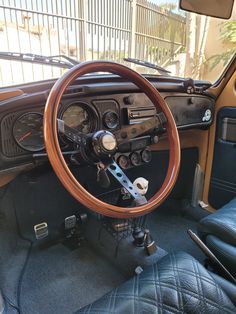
[148, 204, 206, 262]
[19, 242, 125, 314]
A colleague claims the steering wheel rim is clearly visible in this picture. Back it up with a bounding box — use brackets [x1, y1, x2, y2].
[44, 61, 180, 218]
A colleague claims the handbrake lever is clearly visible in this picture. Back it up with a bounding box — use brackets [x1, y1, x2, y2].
[187, 229, 236, 285]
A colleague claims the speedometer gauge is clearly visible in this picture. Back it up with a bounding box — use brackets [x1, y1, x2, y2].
[62, 103, 94, 134]
[13, 113, 44, 152]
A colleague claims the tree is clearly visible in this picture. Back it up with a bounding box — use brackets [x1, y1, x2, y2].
[208, 21, 236, 71]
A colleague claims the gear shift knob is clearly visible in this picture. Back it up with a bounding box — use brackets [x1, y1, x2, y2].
[133, 177, 149, 195]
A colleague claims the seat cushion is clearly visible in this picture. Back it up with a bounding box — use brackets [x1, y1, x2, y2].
[76, 252, 236, 314]
[210, 272, 236, 306]
[198, 197, 236, 246]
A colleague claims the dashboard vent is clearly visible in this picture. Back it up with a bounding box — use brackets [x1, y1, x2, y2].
[1, 113, 26, 157]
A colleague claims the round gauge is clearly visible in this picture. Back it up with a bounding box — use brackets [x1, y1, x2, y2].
[141, 149, 152, 163]
[130, 151, 141, 166]
[62, 103, 94, 134]
[118, 155, 130, 169]
[13, 113, 44, 152]
[103, 111, 119, 129]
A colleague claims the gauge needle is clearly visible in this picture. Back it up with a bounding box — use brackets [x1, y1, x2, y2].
[18, 131, 32, 142]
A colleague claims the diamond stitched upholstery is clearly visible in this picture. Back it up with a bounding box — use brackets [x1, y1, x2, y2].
[76, 252, 236, 314]
[198, 197, 236, 276]
[198, 197, 236, 247]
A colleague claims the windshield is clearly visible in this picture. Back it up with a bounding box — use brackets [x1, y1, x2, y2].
[0, 0, 235, 87]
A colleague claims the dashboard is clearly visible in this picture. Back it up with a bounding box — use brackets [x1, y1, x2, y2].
[0, 75, 215, 173]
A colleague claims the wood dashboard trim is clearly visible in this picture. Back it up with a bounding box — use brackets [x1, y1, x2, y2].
[0, 88, 24, 102]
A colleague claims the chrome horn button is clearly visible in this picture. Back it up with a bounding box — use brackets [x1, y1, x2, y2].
[101, 133, 117, 151]
[92, 130, 117, 157]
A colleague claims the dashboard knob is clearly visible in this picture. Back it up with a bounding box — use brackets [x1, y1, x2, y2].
[124, 95, 134, 105]
[152, 135, 159, 144]
[188, 97, 195, 105]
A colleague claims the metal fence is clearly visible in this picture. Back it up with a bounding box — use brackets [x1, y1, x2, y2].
[0, 0, 186, 86]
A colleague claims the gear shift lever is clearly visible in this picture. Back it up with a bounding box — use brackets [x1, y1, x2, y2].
[133, 177, 149, 196]
[133, 178, 157, 254]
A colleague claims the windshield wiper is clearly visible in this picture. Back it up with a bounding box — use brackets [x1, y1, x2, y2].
[0, 52, 170, 73]
[0, 52, 79, 69]
[124, 57, 171, 75]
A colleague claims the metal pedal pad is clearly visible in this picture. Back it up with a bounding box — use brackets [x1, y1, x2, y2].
[64, 215, 77, 230]
[34, 222, 48, 240]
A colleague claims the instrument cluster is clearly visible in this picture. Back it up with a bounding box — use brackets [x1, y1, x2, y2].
[11, 101, 120, 153]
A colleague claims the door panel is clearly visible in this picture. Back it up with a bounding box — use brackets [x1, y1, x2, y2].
[203, 70, 236, 210]
[209, 107, 236, 208]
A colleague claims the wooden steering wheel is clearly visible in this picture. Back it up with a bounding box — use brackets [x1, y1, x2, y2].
[44, 61, 180, 218]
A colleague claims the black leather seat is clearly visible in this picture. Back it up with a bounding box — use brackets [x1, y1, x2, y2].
[198, 197, 236, 277]
[76, 252, 236, 314]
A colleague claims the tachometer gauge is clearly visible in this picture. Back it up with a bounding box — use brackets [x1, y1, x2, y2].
[62, 103, 94, 134]
[13, 113, 44, 152]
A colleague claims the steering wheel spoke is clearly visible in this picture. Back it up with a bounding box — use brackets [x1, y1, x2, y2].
[107, 161, 147, 206]
[57, 119, 87, 145]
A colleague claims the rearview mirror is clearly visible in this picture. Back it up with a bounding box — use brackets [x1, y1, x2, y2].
[179, 0, 234, 19]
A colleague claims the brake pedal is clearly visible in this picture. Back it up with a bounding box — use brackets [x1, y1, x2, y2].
[34, 222, 48, 240]
[64, 215, 77, 230]
[63, 214, 86, 248]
